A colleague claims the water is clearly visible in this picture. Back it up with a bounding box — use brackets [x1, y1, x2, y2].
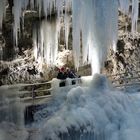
[1, 75, 140, 140]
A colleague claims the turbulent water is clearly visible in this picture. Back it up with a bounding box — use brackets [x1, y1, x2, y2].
[1, 74, 140, 140]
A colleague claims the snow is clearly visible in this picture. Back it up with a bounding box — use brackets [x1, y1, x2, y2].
[1, 74, 140, 140]
[30, 74, 140, 140]
[0, 122, 28, 140]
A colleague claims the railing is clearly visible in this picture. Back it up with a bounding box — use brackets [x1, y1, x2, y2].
[107, 70, 140, 89]
[5, 70, 140, 104]
[18, 78, 82, 104]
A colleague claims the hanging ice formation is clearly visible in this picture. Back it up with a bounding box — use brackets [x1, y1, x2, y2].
[12, 0, 29, 46]
[118, 0, 139, 34]
[33, 0, 72, 66]
[0, 0, 139, 74]
[131, 0, 139, 34]
[72, 0, 119, 74]
[0, 0, 6, 32]
[33, 19, 61, 67]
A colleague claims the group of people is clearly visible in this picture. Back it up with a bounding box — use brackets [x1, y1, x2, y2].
[57, 67, 78, 80]
[57, 67, 79, 87]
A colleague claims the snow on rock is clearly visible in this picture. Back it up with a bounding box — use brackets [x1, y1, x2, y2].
[55, 49, 73, 68]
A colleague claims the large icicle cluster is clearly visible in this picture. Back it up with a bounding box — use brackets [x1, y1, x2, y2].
[0, 0, 139, 75]
[12, 0, 71, 47]
[32, 0, 71, 67]
[72, 0, 139, 74]
[33, 19, 61, 67]
[72, 0, 119, 74]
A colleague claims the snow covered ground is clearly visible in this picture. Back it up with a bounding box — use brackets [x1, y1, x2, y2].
[1, 74, 140, 140]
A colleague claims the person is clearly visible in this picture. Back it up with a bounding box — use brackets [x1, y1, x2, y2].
[57, 67, 67, 87]
[57, 67, 67, 80]
[65, 68, 78, 85]
[65, 68, 77, 78]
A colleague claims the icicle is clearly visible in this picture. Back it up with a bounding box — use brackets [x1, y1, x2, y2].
[22, 0, 29, 10]
[33, 18, 60, 68]
[118, 0, 139, 34]
[49, 0, 55, 16]
[42, 0, 49, 18]
[118, 0, 130, 14]
[64, 0, 72, 12]
[55, 0, 63, 18]
[13, 0, 23, 46]
[30, 0, 35, 9]
[64, 13, 70, 49]
[33, 27, 38, 60]
[36, 0, 43, 17]
[22, 0, 29, 29]
[12, 0, 29, 46]
[0, 0, 6, 31]
[131, 0, 139, 34]
[63, 0, 72, 50]
[72, 0, 81, 69]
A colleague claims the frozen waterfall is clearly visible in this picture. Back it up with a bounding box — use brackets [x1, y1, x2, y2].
[0, 0, 139, 74]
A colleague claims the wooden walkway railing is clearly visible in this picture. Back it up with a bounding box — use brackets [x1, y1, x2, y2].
[7, 71, 140, 104]
[18, 78, 82, 104]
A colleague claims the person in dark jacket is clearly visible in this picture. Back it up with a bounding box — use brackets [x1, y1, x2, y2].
[57, 67, 67, 87]
[65, 68, 78, 85]
[65, 68, 77, 78]
[57, 67, 67, 80]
